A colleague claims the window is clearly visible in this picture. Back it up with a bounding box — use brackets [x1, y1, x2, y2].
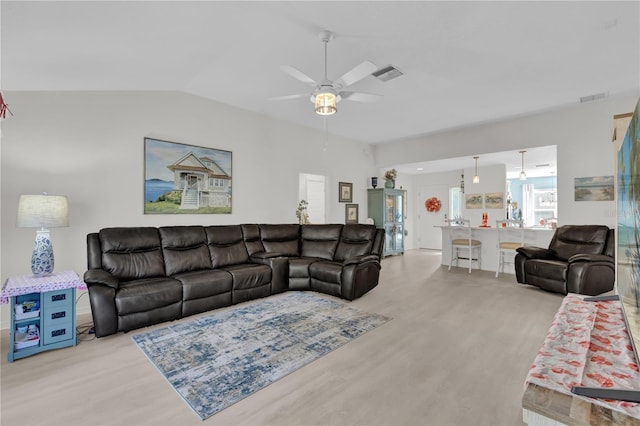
[450, 187, 462, 219]
[209, 178, 225, 188]
[299, 174, 326, 224]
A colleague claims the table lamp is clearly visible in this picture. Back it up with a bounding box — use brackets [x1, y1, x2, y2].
[17, 193, 69, 275]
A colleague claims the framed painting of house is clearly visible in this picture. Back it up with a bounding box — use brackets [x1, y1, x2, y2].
[144, 138, 232, 214]
[339, 182, 353, 202]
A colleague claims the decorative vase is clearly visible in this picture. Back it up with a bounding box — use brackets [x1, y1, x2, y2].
[371, 177, 378, 189]
[385, 179, 395, 189]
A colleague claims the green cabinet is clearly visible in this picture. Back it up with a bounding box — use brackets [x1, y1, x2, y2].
[367, 188, 406, 256]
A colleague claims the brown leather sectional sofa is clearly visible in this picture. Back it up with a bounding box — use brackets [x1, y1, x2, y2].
[84, 224, 384, 337]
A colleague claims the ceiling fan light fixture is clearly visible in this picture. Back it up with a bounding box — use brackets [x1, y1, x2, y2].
[315, 91, 337, 115]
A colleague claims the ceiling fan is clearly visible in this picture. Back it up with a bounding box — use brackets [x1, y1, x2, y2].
[271, 30, 381, 116]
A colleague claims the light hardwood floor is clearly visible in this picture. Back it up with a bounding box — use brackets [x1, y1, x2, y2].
[0, 250, 564, 426]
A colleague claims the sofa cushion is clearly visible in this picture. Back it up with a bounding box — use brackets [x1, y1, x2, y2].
[205, 225, 250, 267]
[301, 224, 342, 260]
[241, 224, 265, 256]
[222, 264, 271, 290]
[260, 224, 300, 256]
[159, 226, 211, 276]
[115, 277, 182, 315]
[334, 224, 376, 262]
[309, 260, 342, 284]
[100, 227, 165, 281]
[173, 269, 233, 300]
[549, 225, 609, 261]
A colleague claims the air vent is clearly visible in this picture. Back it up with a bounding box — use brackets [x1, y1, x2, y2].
[535, 164, 551, 168]
[372, 65, 404, 82]
[580, 92, 608, 103]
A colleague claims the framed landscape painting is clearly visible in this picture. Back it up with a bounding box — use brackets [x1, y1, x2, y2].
[484, 192, 504, 209]
[574, 176, 614, 201]
[465, 193, 483, 209]
[144, 138, 232, 214]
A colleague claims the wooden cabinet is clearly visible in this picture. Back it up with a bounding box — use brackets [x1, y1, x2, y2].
[367, 188, 406, 256]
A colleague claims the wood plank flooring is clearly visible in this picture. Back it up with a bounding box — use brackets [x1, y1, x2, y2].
[0, 249, 564, 426]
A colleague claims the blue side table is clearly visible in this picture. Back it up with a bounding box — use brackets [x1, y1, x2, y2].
[1, 270, 86, 362]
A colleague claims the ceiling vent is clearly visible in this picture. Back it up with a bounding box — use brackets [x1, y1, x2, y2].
[580, 92, 608, 103]
[372, 65, 404, 82]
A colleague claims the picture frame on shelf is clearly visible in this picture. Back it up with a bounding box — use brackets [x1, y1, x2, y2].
[345, 204, 359, 224]
[339, 182, 353, 203]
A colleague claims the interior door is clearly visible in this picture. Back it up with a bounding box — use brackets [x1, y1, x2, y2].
[417, 185, 449, 250]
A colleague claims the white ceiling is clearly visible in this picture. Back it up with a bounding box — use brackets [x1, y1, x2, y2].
[2, 1, 638, 176]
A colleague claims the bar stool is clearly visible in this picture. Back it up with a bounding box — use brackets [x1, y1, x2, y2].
[447, 219, 482, 273]
[495, 219, 525, 277]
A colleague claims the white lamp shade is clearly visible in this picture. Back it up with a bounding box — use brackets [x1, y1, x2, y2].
[17, 194, 69, 228]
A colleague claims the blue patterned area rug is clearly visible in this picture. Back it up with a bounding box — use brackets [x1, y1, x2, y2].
[132, 292, 390, 420]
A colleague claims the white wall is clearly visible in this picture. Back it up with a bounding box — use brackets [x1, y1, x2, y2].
[0, 91, 378, 328]
[374, 91, 640, 228]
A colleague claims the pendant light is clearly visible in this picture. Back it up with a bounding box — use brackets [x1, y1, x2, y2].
[460, 173, 465, 194]
[519, 150, 527, 180]
[472, 156, 480, 184]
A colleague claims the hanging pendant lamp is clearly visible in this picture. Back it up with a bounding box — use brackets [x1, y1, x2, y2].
[519, 150, 527, 180]
[473, 156, 480, 184]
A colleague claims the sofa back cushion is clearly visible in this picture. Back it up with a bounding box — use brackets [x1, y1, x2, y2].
[259, 224, 300, 256]
[241, 224, 265, 256]
[549, 225, 610, 261]
[205, 225, 250, 267]
[159, 226, 211, 276]
[334, 224, 376, 261]
[99, 227, 165, 281]
[301, 224, 342, 260]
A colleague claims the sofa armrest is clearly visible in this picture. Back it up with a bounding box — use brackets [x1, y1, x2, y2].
[84, 269, 119, 289]
[516, 246, 555, 260]
[343, 254, 379, 266]
[568, 253, 614, 264]
[250, 252, 285, 261]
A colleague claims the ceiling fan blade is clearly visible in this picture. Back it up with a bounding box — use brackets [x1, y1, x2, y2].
[280, 65, 316, 84]
[336, 61, 377, 87]
[340, 91, 382, 102]
[269, 93, 310, 101]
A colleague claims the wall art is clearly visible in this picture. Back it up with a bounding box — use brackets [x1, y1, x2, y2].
[345, 204, 359, 224]
[484, 192, 504, 209]
[339, 182, 353, 203]
[465, 193, 483, 209]
[574, 176, 614, 201]
[144, 137, 232, 214]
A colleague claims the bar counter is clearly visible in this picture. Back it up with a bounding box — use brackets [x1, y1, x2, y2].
[437, 225, 555, 274]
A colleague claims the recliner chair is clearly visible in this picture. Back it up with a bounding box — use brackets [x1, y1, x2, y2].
[514, 225, 614, 296]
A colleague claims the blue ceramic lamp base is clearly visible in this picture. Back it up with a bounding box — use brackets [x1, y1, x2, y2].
[31, 228, 54, 276]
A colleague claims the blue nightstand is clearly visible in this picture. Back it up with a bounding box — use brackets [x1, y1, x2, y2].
[1, 271, 86, 362]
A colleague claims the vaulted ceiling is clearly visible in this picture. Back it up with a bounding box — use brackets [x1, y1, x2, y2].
[3, 1, 638, 147]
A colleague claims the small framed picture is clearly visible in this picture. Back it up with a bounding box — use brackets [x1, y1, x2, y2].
[339, 182, 353, 203]
[345, 204, 359, 224]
